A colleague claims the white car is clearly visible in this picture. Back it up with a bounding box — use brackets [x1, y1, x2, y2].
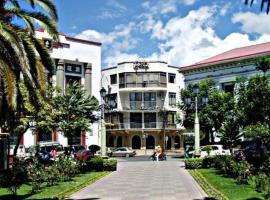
[199, 145, 230, 157]
[109, 147, 136, 157]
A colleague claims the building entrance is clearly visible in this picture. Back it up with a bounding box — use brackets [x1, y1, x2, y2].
[117, 136, 122, 147]
[146, 135, 155, 149]
[132, 135, 141, 149]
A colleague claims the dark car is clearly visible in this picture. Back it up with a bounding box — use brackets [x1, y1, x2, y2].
[75, 150, 94, 160]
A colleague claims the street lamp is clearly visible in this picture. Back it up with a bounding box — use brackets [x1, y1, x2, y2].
[184, 85, 208, 157]
[161, 98, 167, 152]
[99, 87, 107, 157]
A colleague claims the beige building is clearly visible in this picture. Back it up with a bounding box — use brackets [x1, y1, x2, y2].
[101, 61, 185, 152]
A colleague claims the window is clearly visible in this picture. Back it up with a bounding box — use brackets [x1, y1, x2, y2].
[168, 73, 176, 83]
[108, 93, 117, 108]
[110, 74, 117, 84]
[130, 113, 142, 128]
[160, 72, 167, 87]
[65, 75, 81, 86]
[130, 92, 142, 109]
[169, 93, 176, 106]
[167, 112, 175, 124]
[144, 113, 156, 128]
[144, 92, 156, 109]
[119, 73, 125, 88]
[222, 82, 235, 94]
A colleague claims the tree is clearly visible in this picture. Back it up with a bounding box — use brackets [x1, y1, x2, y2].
[0, 0, 58, 155]
[54, 82, 98, 146]
[256, 56, 270, 75]
[218, 113, 243, 155]
[179, 79, 234, 144]
[245, 0, 270, 14]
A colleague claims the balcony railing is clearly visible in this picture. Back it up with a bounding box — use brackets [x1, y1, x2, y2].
[105, 122, 177, 130]
[119, 82, 167, 88]
[122, 101, 163, 110]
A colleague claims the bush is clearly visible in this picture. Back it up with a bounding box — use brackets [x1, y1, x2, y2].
[231, 161, 251, 184]
[104, 159, 117, 171]
[77, 158, 88, 172]
[218, 155, 235, 175]
[27, 160, 45, 193]
[249, 173, 270, 199]
[185, 158, 203, 169]
[43, 163, 60, 186]
[56, 157, 79, 181]
[260, 157, 270, 176]
[87, 157, 104, 171]
[202, 156, 215, 168]
[0, 158, 27, 195]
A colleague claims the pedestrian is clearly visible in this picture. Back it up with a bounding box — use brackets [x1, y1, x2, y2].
[50, 147, 57, 159]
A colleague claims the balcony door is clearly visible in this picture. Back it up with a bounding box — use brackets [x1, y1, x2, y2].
[144, 113, 156, 128]
[144, 92, 156, 109]
[130, 113, 142, 128]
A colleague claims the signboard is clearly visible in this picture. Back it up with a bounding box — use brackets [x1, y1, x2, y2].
[133, 61, 149, 71]
[65, 63, 82, 74]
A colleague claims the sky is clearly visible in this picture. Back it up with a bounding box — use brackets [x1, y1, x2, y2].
[53, 0, 270, 68]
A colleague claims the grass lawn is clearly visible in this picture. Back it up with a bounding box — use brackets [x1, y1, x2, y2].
[198, 168, 264, 200]
[0, 171, 110, 200]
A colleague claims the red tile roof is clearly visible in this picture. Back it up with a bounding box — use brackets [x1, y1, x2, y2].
[179, 42, 270, 72]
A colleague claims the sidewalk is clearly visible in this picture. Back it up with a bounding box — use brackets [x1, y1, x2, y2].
[69, 158, 207, 200]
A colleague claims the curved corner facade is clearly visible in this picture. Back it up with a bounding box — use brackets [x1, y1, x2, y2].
[101, 61, 185, 152]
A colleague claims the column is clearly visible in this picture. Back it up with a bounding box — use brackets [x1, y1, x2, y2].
[180, 134, 184, 150]
[84, 63, 92, 97]
[171, 135, 175, 150]
[56, 59, 65, 91]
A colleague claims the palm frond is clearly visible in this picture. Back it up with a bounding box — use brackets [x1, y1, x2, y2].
[0, 61, 17, 108]
[32, 37, 55, 74]
[28, 0, 58, 21]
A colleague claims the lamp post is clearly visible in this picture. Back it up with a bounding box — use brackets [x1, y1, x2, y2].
[185, 85, 208, 157]
[161, 99, 167, 152]
[99, 87, 107, 157]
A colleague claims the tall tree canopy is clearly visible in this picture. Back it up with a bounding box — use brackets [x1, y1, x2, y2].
[179, 79, 234, 144]
[54, 82, 99, 146]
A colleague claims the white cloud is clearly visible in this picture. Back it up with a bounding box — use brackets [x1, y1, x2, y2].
[142, 0, 178, 15]
[232, 12, 270, 34]
[107, 0, 127, 11]
[144, 6, 270, 67]
[76, 4, 270, 68]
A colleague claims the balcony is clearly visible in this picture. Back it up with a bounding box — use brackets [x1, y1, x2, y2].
[122, 101, 164, 110]
[105, 122, 177, 130]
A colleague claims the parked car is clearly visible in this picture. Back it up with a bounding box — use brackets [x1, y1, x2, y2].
[75, 150, 95, 160]
[39, 141, 64, 156]
[9, 145, 26, 158]
[109, 147, 136, 157]
[200, 145, 230, 157]
[189, 145, 230, 158]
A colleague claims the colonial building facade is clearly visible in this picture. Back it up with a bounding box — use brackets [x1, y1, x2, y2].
[21, 30, 102, 147]
[101, 61, 184, 151]
[179, 42, 270, 90]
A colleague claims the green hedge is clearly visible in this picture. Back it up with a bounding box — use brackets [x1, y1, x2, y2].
[185, 158, 203, 169]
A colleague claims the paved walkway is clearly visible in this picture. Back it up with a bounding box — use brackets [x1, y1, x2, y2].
[69, 157, 207, 200]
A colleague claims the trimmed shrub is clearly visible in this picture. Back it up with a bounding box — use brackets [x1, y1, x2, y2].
[104, 159, 117, 171]
[87, 157, 104, 171]
[185, 158, 203, 169]
[202, 156, 215, 168]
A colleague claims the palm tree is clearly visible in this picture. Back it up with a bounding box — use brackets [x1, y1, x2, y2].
[245, 0, 270, 14]
[0, 0, 59, 155]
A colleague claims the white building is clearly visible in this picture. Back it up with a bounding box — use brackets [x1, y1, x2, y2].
[21, 30, 102, 147]
[101, 61, 185, 152]
[179, 42, 270, 91]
